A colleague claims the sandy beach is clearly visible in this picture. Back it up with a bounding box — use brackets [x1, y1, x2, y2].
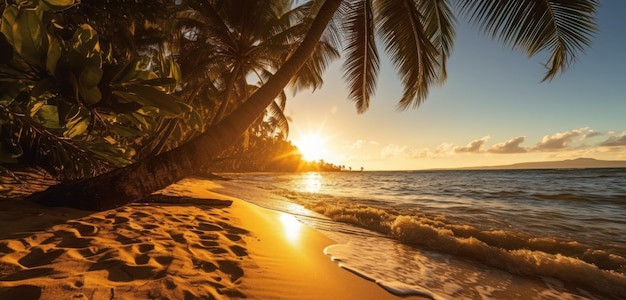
[0, 175, 428, 299]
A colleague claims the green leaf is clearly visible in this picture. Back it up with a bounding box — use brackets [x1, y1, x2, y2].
[0, 6, 18, 45]
[129, 112, 151, 129]
[120, 84, 183, 116]
[46, 34, 61, 74]
[64, 115, 89, 138]
[79, 66, 103, 89]
[40, 0, 76, 12]
[74, 24, 100, 53]
[109, 124, 143, 138]
[138, 78, 176, 88]
[36, 104, 61, 128]
[12, 8, 46, 67]
[0, 82, 23, 104]
[79, 86, 102, 104]
[66, 24, 101, 79]
[112, 58, 142, 83]
[29, 100, 45, 117]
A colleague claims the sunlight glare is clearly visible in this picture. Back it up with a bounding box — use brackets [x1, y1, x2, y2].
[280, 213, 302, 243]
[300, 172, 322, 193]
[296, 132, 327, 162]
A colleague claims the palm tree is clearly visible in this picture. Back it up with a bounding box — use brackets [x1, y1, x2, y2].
[28, 0, 598, 210]
[137, 0, 340, 158]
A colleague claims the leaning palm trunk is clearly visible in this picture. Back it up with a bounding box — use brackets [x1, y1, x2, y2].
[28, 0, 343, 211]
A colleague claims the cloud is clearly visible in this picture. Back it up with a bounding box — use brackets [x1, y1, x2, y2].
[376, 127, 624, 161]
[379, 144, 434, 159]
[343, 140, 378, 149]
[582, 131, 603, 140]
[599, 131, 626, 147]
[344, 140, 365, 149]
[381, 144, 408, 158]
[532, 128, 589, 151]
[454, 136, 490, 153]
[488, 136, 527, 154]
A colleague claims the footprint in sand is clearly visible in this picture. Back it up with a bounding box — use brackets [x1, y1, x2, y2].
[105, 213, 130, 225]
[229, 245, 247, 257]
[0, 267, 55, 281]
[200, 240, 219, 247]
[67, 221, 99, 236]
[88, 259, 157, 282]
[167, 231, 189, 244]
[217, 260, 244, 282]
[193, 259, 217, 273]
[17, 247, 64, 268]
[134, 253, 150, 265]
[0, 285, 41, 299]
[114, 232, 142, 245]
[197, 223, 223, 232]
[77, 246, 107, 258]
[136, 243, 155, 253]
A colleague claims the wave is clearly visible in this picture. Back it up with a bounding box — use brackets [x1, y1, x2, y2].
[293, 197, 626, 298]
[531, 193, 595, 202]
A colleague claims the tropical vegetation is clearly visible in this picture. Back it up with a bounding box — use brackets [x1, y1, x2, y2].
[0, 0, 598, 210]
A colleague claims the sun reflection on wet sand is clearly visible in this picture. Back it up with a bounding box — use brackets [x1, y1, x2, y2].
[280, 213, 302, 243]
[300, 172, 322, 193]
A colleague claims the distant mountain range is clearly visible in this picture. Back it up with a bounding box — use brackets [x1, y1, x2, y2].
[462, 158, 626, 170]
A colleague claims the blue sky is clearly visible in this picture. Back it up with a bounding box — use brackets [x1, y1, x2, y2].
[286, 1, 626, 170]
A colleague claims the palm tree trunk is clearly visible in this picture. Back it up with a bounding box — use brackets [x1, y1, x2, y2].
[27, 0, 344, 211]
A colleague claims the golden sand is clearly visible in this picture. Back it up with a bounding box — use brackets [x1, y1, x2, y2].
[0, 177, 428, 299]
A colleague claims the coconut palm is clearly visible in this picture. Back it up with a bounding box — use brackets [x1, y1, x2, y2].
[27, 0, 598, 210]
[137, 0, 340, 158]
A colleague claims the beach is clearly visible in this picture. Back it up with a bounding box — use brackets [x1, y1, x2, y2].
[0, 176, 428, 299]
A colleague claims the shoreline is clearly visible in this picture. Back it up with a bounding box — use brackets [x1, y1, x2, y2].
[0, 177, 428, 299]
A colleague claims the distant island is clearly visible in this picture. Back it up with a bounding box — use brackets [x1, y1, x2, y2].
[461, 158, 626, 170]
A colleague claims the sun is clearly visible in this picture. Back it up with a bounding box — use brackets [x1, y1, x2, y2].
[296, 132, 328, 161]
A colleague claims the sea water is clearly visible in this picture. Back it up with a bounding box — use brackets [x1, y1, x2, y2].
[216, 169, 626, 299]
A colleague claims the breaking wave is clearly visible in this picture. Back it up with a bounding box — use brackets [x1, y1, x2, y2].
[283, 192, 626, 298]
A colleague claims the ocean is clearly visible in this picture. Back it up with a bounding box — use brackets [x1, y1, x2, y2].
[215, 169, 626, 299]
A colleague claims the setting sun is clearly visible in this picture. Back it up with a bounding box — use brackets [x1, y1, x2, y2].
[295, 133, 328, 161]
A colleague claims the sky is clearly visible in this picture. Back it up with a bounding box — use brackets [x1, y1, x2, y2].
[285, 1, 626, 171]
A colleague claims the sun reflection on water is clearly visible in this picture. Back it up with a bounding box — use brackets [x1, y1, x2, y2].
[300, 172, 322, 193]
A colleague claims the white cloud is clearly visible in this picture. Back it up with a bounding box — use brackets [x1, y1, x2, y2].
[343, 140, 378, 149]
[435, 143, 454, 153]
[582, 131, 603, 140]
[532, 128, 590, 151]
[407, 148, 430, 159]
[381, 144, 409, 158]
[599, 131, 626, 147]
[454, 136, 490, 153]
[488, 136, 527, 154]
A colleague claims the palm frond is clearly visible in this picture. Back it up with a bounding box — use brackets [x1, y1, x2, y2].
[375, 0, 441, 110]
[266, 92, 290, 137]
[288, 40, 341, 93]
[456, 0, 598, 81]
[342, 0, 380, 113]
[418, 0, 455, 82]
